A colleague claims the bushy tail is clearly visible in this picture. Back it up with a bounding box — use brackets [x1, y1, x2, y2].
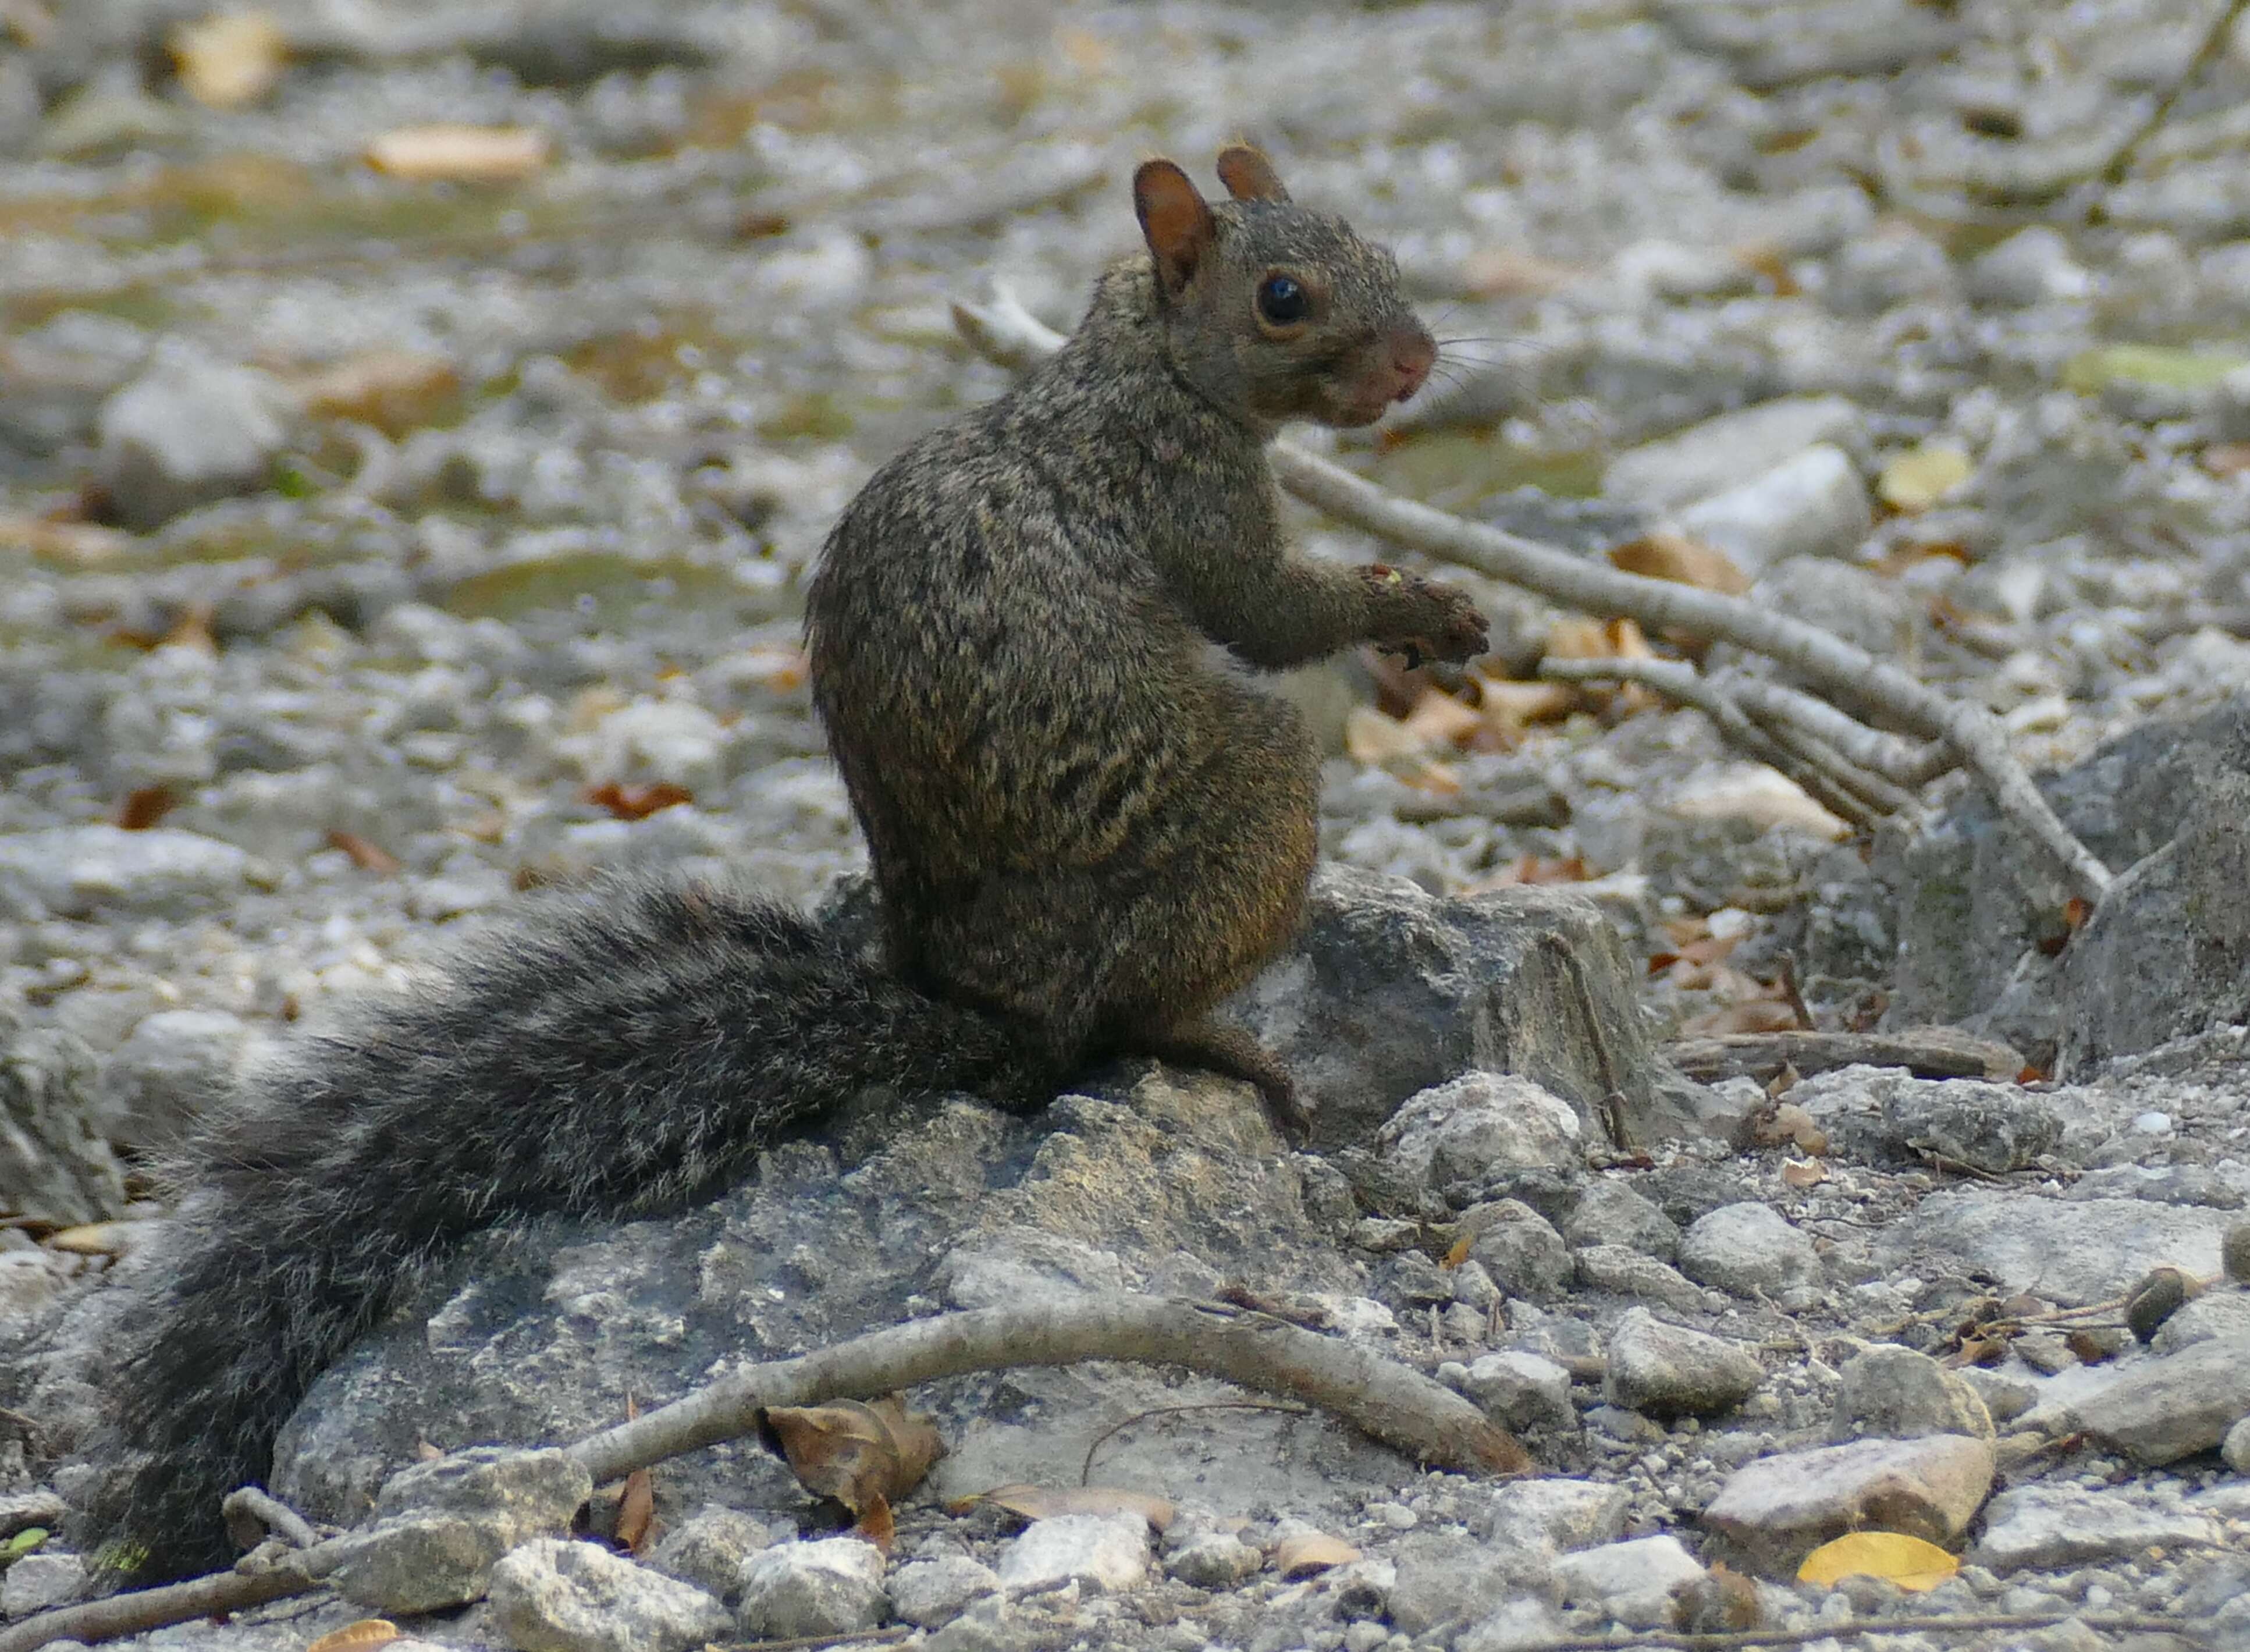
[89, 879, 1051, 1581]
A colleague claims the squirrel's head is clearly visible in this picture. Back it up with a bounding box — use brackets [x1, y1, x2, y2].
[1132, 145, 1434, 430]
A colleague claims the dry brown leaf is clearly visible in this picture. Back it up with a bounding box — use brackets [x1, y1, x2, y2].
[1781, 1158, 1828, 1189]
[171, 11, 287, 110]
[297, 350, 461, 437]
[1682, 999, 1804, 1038]
[365, 123, 550, 183]
[161, 603, 219, 656]
[1273, 1533, 1360, 1578]
[1609, 530, 1751, 596]
[325, 830, 401, 875]
[759, 1395, 944, 1518]
[614, 1468, 655, 1555]
[1475, 676, 1577, 733]
[1797, 1531, 1958, 1592]
[853, 1494, 896, 1554]
[738, 641, 811, 692]
[45, 1223, 129, 1256]
[952, 1484, 1177, 1533]
[1399, 688, 1484, 749]
[413, 1441, 445, 1462]
[1731, 242, 1800, 299]
[307, 1619, 401, 1652]
[116, 786, 177, 831]
[585, 781, 694, 821]
[1544, 615, 1654, 661]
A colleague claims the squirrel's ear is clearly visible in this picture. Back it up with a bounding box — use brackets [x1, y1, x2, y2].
[1215, 144, 1290, 204]
[1133, 159, 1215, 297]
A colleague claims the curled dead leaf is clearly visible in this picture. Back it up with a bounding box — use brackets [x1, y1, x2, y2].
[758, 1395, 944, 1518]
[116, 786, 177, 831]
[1610, 530, 1750, 596]
[306, 1621, 401, 1652]
[1796, 1531, 1958, 1592]
[365, 123, 550, 183]
[585, 781, 694, 821]
[325, 830, 401, 876]
[1780, 1158, 1827, 1189]
[1273, 1532, 1360, 1578]
[614, 1467, 655, 1555]
[950, 1484, 1177, 1533]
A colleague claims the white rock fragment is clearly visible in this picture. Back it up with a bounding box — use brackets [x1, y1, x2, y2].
[1552, 1534, 1707, 1627]
[1378, 1071, 1583, 1188]
[994, 1512, 1149, 1594]
[735, 1536, 888, 1639]
[486, 1538, 731, 1652]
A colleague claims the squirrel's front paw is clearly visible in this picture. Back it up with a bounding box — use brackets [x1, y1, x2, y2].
[1363, 564, 1489, 665]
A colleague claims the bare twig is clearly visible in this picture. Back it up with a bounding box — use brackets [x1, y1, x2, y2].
[953, 290, 2112, 905]
[1718, 672, 1952, 788]
[1509, 1611, 2205, 1651]
[1537, 656, 1893, 833]
[221, 1486, 319, 1551]
[1078, 1399, 1309, 1484]
[715, 1629, 915, 1651]
[569, 1293, 1529, 1487]
[0, 1566, 317, 1652]
[2095, 0, 2250, 192]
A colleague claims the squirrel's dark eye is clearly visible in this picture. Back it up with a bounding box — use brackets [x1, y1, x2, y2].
[1257, 274, 1309, 326]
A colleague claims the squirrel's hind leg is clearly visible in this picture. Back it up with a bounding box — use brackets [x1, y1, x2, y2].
[1129, 1018, 1307, 1143]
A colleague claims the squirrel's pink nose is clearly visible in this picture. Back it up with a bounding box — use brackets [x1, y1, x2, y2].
[1389, 330, 1435, 402]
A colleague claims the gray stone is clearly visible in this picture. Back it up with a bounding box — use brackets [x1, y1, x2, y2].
[1965, 228, 2093, 308]
[2060, 771, 2250, 1074]
[1376, 1071, 1583, 1192]
[0, 54, 40, 159]
[1825, 225, 1956, 314]
[0, 826, 257, 921]
[1460, 1598, 1570, 1652]
[0, 1551, 85, 1618]
[1220, 867, 1694, 1149]
[646, 1508, 778, 1601]
[1465, 1199, 1574, 1302]
[0, 1004, 126, 1225]
[1889, 695, 2250, 1064]
[488, 1539, 731, 1652]
[1551, 1535, 1707, 1628]
[1874, 1189, 2232, 1307]
[1163, 1529, 1262, 1589]
[993, 1513, 1148, 1594]
[2225, 1415, 2250, 1473]
[1829, 1345, 1994, 1442]
[1704, 1434, 1993, 1577]
[1573, 1244, 1712, 1313]
[1388, 1532, 1556, 1637]
[322, 1447, 593, 1614]
[2151, 1288, 2250, 1355]
[1481, 1479, 1630, 1552]
[1603, 396, 1868, 513]
[735, 1537, 888, 1638]
[1957, 1367, 2037, 1427]
[1670, 445, 1872, 574]
[889, 1555, 1000, 1628]
[1677, 1203, 1819, 1297]
[1882, 1079, 2061, 1175]
[1460, 1351, 1577, 1433]
[1563, 1180, 1680, 1260]
[1605, 1307, 1763, 1419]
[93, 1008, 256, 1150]
[2071, 1334, 2250, 1463]
[96, 344, 293, 530]
[1971, 1485, 2223, 1573]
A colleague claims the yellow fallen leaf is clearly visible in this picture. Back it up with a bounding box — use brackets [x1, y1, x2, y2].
[365, 124, 549, 183]
[307, 1620, 400, 1652]
[171, 12, 287, 110]
[46, 1223, 130, 1256]
[1274, 1533, 1360, 1578]
[1877, 444, 1973, 514]
[1797, 1530, 1959, 1592]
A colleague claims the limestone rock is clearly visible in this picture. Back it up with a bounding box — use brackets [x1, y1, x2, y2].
[1376, 1071, 1583, 1192]
[1466, 1199, 1574, 1302]
[1551, 1535, 1707, 1628]
[1702, 1435, 1994, 1576]
[96, 344, 294, 530]
[2070, 1333, 2250, 1463]
[1562, 1180, 1680, 1260]
[889, 1555, 1000, 1628]
[487, 1539, 731, 1652]
[323, 1448, 595, 1615]
[1605, 1307, 1763, 1419]
[1460, 1350, 1577, 1433]
[735, 1537, 888, 1639]
[1971, 1484, 2222, 1573]
[993, 1513, 1149, 1594]
[1677, 1203, 1819, 1297]
[1829, 1345, 1993, 1442]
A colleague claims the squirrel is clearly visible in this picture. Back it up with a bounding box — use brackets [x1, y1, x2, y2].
[86, 145, 1487, 1581]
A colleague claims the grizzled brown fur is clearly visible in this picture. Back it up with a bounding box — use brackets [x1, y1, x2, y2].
[87, 148, 1484, 1582]
[810, 149, 1485, 1109]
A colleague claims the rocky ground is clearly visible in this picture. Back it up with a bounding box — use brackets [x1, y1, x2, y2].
[3, 0, 2250, 1649]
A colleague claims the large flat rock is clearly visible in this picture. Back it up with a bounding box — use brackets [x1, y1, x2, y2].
[1872, 1188, 2231, 1306]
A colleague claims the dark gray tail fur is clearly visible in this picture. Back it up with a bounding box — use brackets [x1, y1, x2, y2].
[90, 879, 1053, 1580]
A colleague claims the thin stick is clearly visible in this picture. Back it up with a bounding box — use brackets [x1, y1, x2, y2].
[0, 1566, 317, 1652]
[954, 292, 2112, 905]
[221, 1486, 319, 1551]
[1079, 1399, 1309, 1484]
[2096, 0, 2250, 190]
[714, 1629, 915, 1652]
[568, 1293, 1528, 1488]
[1538, 657, 1889, 832]
[1718, 672, 1952, 788]
[1511, 1611, 2203, 1652]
